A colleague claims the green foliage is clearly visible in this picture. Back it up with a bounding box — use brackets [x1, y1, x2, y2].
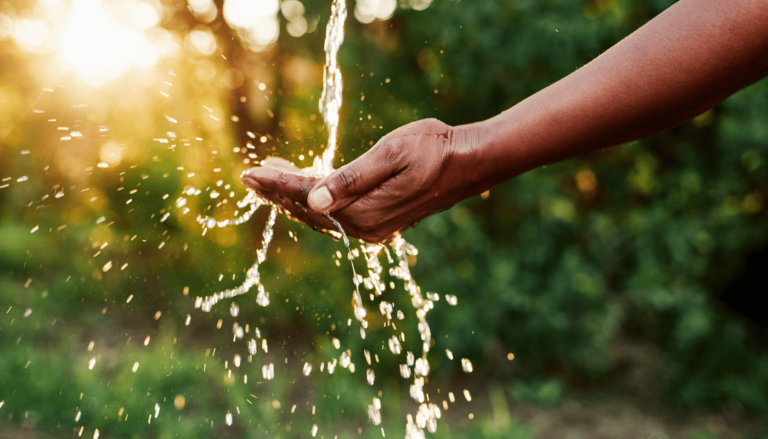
[509, 378, 564, 407]
[1, 0, 768, 437]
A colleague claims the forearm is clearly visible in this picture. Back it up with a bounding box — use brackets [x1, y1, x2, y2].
[456, 0, 768, 188]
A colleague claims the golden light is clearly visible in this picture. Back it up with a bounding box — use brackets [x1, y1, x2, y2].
[173, 395, 185, 410]
[0, 0, 172, 87]
[53, 0, 163, 87]
[129, 2, 161, 30]
[281, 0, 307, 37]
[223, 0, 279, 51]
[286, 17, 307, 37]
[14, 18, 50, 52]
[223, 0, 279, 28]
[0, 12, 14, 41]
[188, 0, 218, 23]
[280, 0, 304, 21]
[408, 0, 433, 11]
[355, 0, 397, 23]
[99, 142, 124, 166]
[147, 27, 178, 58]
[186, 26, 217, 56]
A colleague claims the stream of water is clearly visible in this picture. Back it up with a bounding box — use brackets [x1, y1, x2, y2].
[186, 1, 464, 436]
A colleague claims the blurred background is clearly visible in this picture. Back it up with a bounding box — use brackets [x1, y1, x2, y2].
[1, 0, 768, 437]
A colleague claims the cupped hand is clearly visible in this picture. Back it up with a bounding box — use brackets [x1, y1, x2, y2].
[241, 118, 482, 243]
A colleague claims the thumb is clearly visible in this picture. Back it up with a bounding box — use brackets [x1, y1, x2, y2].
[308, 144, 400, 213]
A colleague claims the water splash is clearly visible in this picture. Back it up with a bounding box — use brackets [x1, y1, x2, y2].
[186, 0, 451, 435]
[324, 212, 368, 337]
[314, 0, 347, 177]
[195, 206, 277, 312]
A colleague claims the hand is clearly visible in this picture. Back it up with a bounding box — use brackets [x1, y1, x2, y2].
[241, 119, 483, 243]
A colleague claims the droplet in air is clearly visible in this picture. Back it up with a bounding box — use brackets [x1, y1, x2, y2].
[368, 400, 382, 425]
[414, 358, 429, 377]
[262, 363, 274, 380]
[388, 335, 402, 354]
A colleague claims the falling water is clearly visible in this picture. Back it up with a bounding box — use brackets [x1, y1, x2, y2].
[314, 0, 347, 177]
[187, 0, 452, 436]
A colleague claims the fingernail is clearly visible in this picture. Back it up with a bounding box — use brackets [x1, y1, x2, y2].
[308, 186, 333, 211]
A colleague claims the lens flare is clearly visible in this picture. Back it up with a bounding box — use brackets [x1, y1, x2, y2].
[31, 0, 166, 87]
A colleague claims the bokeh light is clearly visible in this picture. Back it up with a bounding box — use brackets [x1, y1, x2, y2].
[4, 0, 170, 87]
[0, 8, 14, 40]
[280, 0, 304, 21]
[187, 0, 218, 23]
[99, 142, 124, 167]
[354, 0, 396, 23]
[223, 0, 279, 29]
[128, 2, 161, 30]
[223, 0, 280, 50]
[186, 26, 217, 56]
[13, 18, 50, 52]
[58, 0, 157, 87]
[281, 0, 307, 37]
[286, 17, 307, 37]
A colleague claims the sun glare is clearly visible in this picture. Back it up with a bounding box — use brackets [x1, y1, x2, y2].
[57, 0, 162, 87]
[6, 0, 167, 87]
[223, 0, 280, 51]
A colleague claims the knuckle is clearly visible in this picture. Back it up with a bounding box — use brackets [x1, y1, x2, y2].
[374, 140, 405, 172]
[298, 183, 313, 205]
[336, 167, 362, 197]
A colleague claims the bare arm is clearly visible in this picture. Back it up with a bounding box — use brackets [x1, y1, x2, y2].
[460, 0, 768, 189]
[243, 0, 768, 243]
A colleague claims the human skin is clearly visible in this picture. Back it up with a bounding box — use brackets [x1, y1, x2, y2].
[242, 0, 768, 243]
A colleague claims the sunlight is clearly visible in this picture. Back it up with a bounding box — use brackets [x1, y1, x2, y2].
[223, 0, 280, 51]
[57, 0, 160, 87]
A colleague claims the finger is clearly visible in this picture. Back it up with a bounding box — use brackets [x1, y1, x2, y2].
[249, 185, 338, 234]
[247, 184, 368, 241]
[242, 166, 318, 206]
[307, 142, 403, 213]
[262, 157, 301, 173]
[331, 169, 425, 230]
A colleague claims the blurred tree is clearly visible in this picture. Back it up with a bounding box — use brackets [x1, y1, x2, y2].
[0, 0, 767, 437]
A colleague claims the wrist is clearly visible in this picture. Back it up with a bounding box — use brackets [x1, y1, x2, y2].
[449, 119, 500, 194]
